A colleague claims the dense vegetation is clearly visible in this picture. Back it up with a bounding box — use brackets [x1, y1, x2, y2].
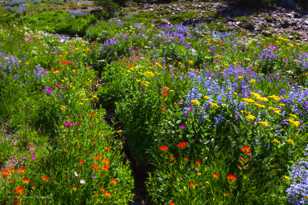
[0, 0, 307, 204]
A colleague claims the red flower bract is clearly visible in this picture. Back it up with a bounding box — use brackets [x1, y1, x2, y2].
[15, 186, 25, 195]
[60, 60, 72, 65]
[79, 159, 85, 165]
[159, 145, 169, 151]
[240, 145, 252, 155]
[226, 172, 237, 182]
[212, 172, 220, 180]
[176, 141, 188, 149]
[161, 86, 170, 97]
[41, 175, 49, 182]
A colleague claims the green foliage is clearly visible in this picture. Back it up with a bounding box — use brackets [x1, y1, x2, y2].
[22, 11, 96, 35]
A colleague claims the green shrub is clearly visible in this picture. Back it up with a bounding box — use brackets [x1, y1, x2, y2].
[22, 11, 96, 35]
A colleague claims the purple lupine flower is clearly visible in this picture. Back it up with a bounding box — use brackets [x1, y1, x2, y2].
[241, 80, 250, 98]
[134, 23, 143, 30]
[212, 31, 231, 40]
[17, 3, 26, 14]
[188, 71, 197, 79]
[175, 24, 187, 33]
[286, 160, 308, 205]
[259, 46, 278, 61]
[187, 87, 202, 102]
[214, 114, 224, 125]
[34, 64, 47, 78]
[43, 86, 53, 95]
[298, 52, 308, 69]
[103, 38, 117, 46]
[164, 31, 186, 43]
[304, 145, 308, 157]
[159, 23, 173, 30]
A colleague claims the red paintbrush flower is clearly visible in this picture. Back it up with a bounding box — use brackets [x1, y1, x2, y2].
[240, 145, 252, 155]
[176, 141, 188, 150]
[15, 186, 25, 195]
[226, 172, 237, 183]
[60, 60, 72, 65]
[159, 145, 169, 151]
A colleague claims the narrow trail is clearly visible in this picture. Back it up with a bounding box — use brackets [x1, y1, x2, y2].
[104, 102, 150, 205]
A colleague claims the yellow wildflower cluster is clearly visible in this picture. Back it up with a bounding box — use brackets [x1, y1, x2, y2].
[242, 98, 255, 104]
[245, 114, 256, 122]
[258, 121, 270, 127]
[288, 118, 300, 128]
[143, 71, 156, 78]
[210, 102, 219, 109]
[255, 103, 266, 109]
[268, 95, 281, 102]
[289, 114, 299, 119]
[272, 138, 280, 144]
[286, 138, 295, 145]
[269, 107, 281, 115]
[191, 99, 201, 106]
[249, 79, 256, 85]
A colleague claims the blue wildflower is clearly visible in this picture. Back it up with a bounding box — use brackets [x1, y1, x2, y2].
[286, 160, 308, 205]
[103, 38, 117, 46]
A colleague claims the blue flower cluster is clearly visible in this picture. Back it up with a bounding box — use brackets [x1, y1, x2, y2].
[259, 45, 278, 61]
[298, 52, 308, 69]
[184, 65, 307, 126]
[286, 159, 308, 205]
[103, 38, 118, 47]
[159, 23, 191, 47]
[0, 51, 19, 74]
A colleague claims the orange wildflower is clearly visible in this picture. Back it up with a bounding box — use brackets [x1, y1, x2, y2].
[15, 186, 25, 195]
[169, 154, 176, 161]
[52, 68, 60, 74]
[161, 86, 170, 97]
[195, 160, 202, 166]
[79, 159, 85, 165]
[188, 180, 196, 189]
[16, 167, 26, 174]
[159, 145, 169, 152]
[1, 168, 11, 178]
[102, 158, 110, 165]
[41, 175, 49, 182]
[91, 163, 99, 171]
[102, 165, 110, 171]
[110, 178, 118, 185]
[169, 200, 175, 205]
[226, 172, 237, 183]
[176, 141, 188, 150]
[104, 147, 111, 152]
[22, 177, 31, 184]
[240, 145, 252, 155]
[60, 60, 72, 65]
[212, 172, 220, 180]
[94, 154, 103, 161]
[104, 191, 111, 198]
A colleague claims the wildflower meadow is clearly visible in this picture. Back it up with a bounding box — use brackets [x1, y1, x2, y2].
[0, 0, 307, 204]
